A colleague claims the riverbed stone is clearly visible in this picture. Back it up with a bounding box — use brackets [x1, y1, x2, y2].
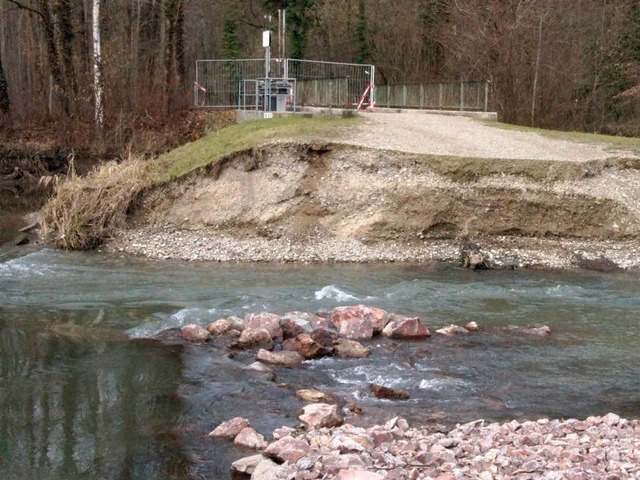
[299, 403, 343, 430]
[464, 321, 479, 331]
[234, 427, 268, 450]
[243, 361, 276, 380]
[283, 333, 325, 359]
[369, 383, 410, 400]
[206, 318, 230, 335]
[235, 328, 274, 350]
[321, 453, 368, 474]
[265, 436, 311, 463]
[209, 417, 250, 439]
[436, 324, 469, 335]
[231, 454, 265, 475]
[382, 315, 430, 339]
[244, 312, 283, 340]
[310, 327, 340, 347]
[181, 324, 210, 342]
[280, 314, 314, 339]
[334, 470, 384, 480]
[331, 306, 378, 340]
[333, 339, 370, 358]
[296, 389, 329, 403]
[251, 458, 295, 480]
[256, 348, 304, 367]
[226, 315, 245, 331]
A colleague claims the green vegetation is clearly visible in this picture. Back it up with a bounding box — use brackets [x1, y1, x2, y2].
[481, 120, 640, 155]
[157, 115, 359, 181]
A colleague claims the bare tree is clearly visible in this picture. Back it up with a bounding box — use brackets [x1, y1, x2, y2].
[92, 0, 104, 133]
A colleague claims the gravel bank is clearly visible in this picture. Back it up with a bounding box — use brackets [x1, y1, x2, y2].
[227, 413, 640, 479]
[107, 227, 640, 270]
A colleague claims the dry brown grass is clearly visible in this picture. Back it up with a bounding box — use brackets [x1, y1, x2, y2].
[41, 155, 158, 250]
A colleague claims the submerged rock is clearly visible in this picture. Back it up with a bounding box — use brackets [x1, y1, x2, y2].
[435, 324, 469, 335]
[256, 348, 304, 367]
[464, 321, 479, 331]
[243, 361, 276, 381]
[181, 324, 210, 342]
[209, 417, 249, 439]
[296, 389, 329, 403]
[369, 383, 410, 400]
[333, 339, 370, 358]
[382, 315, 430, 339]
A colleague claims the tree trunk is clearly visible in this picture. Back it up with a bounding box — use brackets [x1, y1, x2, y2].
[92, 0, 104, 134]
[0, 46, 10, 115]
[37, 0, 69, 116]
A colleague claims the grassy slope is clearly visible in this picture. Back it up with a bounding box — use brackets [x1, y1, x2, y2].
[156, 115, 359, 181]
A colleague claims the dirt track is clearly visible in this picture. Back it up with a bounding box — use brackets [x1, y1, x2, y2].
[342, 112, 639, 161]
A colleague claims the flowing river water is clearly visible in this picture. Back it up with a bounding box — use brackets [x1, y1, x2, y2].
[1, 247, 640, 479]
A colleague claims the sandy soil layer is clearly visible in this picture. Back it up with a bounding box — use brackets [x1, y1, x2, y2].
[111, 119, 640, 269]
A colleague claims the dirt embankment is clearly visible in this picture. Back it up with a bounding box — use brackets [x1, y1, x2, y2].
[121, 140, 640, 269]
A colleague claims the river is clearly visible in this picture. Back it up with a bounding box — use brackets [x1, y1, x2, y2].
[1, 247, 639, 479]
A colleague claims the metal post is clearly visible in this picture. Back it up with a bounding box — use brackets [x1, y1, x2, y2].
[439, 83, 443, 109]
[386, 84, 390, 108]
[402, 85, 407, 108]
[460, 82, 464, 111]
[194, 61, 199, 107]
[420, 84, 425, 108]
[370, 65, 376, 108]
[484, 80, 489, 112]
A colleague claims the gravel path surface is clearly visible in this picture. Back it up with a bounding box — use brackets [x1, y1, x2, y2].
[342, 113, 639, 161]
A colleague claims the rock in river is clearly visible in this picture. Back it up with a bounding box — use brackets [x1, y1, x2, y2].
[244, 312, 283, 340]
[331, 305, 386, 340]
[234, 328, 274, 350]
[234, 427, 267, 450]
[181, 324, 210, 342]
[209, 417, 250, 439]
[333, 339, 370, 358]
[282, 333, 325, 359]
[256, 348, 304, 367]
[382, 315, 430, 339]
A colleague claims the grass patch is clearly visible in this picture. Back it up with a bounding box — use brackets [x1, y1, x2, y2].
[480, 120, 640, 154]
[157, 115, 359, 181]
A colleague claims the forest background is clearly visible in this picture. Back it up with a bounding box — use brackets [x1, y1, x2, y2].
[1, 0, 640, 147]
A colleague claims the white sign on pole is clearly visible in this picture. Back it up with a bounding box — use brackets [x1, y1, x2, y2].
[262, 31, 271, 48]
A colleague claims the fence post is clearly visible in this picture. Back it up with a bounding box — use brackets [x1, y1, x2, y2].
[484, 80, 489, 112]
[402, 85, 407, 108]
[460, 82, 464, 111]
[420, 84, 425, 108]
[439, 83, 443, 109]
[387, 84, 390, 108]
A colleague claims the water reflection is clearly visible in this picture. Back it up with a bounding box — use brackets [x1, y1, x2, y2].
[0, 325, 188, 479]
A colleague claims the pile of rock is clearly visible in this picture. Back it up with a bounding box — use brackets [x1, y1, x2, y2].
[219, 411, 640, 480]
[178, 305, 448, 365]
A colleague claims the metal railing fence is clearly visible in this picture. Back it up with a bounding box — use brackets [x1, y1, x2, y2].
[195, 58, 374, 110]
[375, 81, 491, 111]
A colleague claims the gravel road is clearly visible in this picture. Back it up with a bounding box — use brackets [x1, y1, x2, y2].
[342, 112, 638, 161]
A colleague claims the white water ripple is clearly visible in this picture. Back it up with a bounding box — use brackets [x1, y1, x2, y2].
[314, 285, 377, 303]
